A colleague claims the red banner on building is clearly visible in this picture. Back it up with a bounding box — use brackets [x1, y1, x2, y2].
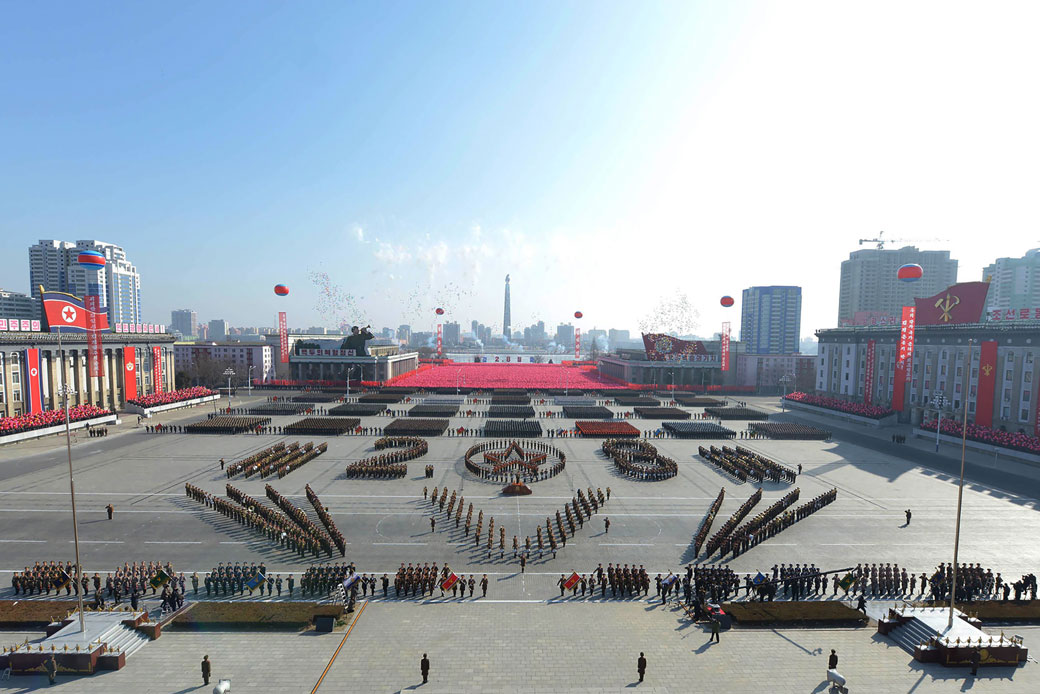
[22, 348, 44, 415]
[437, 323, 443, 357]
[123, 346, 138, 401]
[152, 346, 163, 394]
[278, 312, 289, 364]
[574, 328, 581, 359]
[864, 339, 876, 405]
[975, 340, 998, 428]
[84, 295, 104, 378]
[892, 306, 916, 411]
[720, 322, 731, 372]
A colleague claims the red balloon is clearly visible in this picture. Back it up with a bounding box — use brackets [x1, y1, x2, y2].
[574, 311, 583, 319]
[274, 284, 289, 296]
[435, 307, 445, 315]
[720, 296, 734, 307]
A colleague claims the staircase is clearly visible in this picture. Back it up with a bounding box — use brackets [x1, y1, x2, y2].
[885, 617, 936, 654]
[98, 623, 151, 658]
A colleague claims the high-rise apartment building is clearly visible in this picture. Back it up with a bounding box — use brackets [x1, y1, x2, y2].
[442, 322, 461, 345]
[171, 309, 198, 337]
[0, 289, 40, 321]
[740, 286, 802, 355]
[983, 249, 1040, 312]
[208, 319, 228, 341]
[397, 324, 412, 342]
[838, 246, 957, 324]
[29, 239, 142, 323]
[555, 323, 574, 348]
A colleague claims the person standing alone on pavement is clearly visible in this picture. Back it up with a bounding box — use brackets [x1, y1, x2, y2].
[604, 517, 610, 534]
[201, 655, 211, 686]
[828, 649, 838, 670]
[106, 504, 114, 520]
[709, 617, 720, 642]
[905, 509, 912, 525]
[637, 652, 647, 682]
[420, 653, 430, 683]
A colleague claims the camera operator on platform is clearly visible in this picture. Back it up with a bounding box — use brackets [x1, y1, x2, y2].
[343, 325, 374, 356]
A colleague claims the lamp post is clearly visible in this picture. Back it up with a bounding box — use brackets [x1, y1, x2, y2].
[58, 378, 87, 636]
[456, 369, 462, 396]
[346, 365, 359, 398]
[779, 374, 793, 412]
[932, 393, 948, 453]
[223, 368, 235, 410]
[247, 365, 255, 397]
[949, 340, 973, 629]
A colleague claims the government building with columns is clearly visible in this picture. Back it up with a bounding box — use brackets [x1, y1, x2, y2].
[0, 331, 175, 417]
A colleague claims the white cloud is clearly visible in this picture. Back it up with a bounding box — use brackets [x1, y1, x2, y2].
[354, 226, 365, 243]
[374, 241, 411, 264]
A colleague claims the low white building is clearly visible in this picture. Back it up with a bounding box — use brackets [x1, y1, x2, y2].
[174, 342, 275, 384]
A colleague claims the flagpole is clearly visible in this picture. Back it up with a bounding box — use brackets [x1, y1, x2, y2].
[57, 325, 87, 635]
[948, 339, 973, 629]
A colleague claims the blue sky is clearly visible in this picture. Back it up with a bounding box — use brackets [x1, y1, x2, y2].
[2, 1, 1039, 338]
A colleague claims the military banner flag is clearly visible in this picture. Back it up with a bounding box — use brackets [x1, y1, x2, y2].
[149, 569, 171, 590]
[837, 572, 856, 593]
[563, 571, 581, 591]
[753, 572, 767, 586]
[341, 573, 360, 592]
[245, 572, 266, 591]
[440, 572, 460, 592]
[661, 573, 677, 587]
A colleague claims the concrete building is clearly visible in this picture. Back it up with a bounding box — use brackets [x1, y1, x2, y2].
[608, 328, 630, 348]
[289, 342, 417, 383]
[838, 246, 958, 325]
[815, 321, 1040, 433]
[28, 240, 76, 298]
[442, 322, 461, 346]
[397, 325, 411, 343]
[740, 286, 802, 354]
[208, 319, 228, 341]
[598, 340, 743, 389]
[735, 353, 816, 394]
[983, 249, 1040, 313]
[0, 331, 174, 417]
[170, 309, 197, 338]
[0, 289, 40, 321]
[174, 343, 276, 386]
[555, 323, 575, 348]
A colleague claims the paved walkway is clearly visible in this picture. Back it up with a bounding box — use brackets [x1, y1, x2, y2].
[1, 602, 1035, 693]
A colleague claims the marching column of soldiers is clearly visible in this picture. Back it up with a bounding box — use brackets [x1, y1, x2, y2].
[602, 439, 678, 480]
[346, 436, 429, 479]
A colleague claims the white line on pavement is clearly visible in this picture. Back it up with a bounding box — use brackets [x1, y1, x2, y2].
[599, 543, 654, 546]
[72, 540, 124, 544]
[0, 539, 47, 543]
[143, 541, 203, 544]
[372, 542, 429, 546]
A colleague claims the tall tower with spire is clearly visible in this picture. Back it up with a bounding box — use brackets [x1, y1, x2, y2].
[503, 274, 511, 339]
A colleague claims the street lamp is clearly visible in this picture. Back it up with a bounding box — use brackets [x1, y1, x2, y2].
[949, 339, 973, 629]
[346, 365, 359, 398]
[931, 393, 949, 453]
[247, 365, 255, 397]
[223, 368, 235, 409]
[58, 379, 87, 635]
[456, 369, 463, 396]
[779, 374, 793, 412]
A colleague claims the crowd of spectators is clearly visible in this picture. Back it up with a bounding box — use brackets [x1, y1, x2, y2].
[0, 404, 110, 436]
[127, 386, 216, 409]
[784, 392, 894, 419]
[921, 418, 1040, 454]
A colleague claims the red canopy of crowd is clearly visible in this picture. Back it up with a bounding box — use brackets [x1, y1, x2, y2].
[387, 363, 628, 390]
[921, 418, 1040, 455]
[0, 404, 111, 436]
[127, 386, 217, 408]
[784, 392, 895, 419]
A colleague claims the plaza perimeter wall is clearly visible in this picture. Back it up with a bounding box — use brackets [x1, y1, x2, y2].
[125, 394, 220, 416]
[913, 428, 1040, 468]
[0, 414, 119, 445]
[783, 400, 898, 428]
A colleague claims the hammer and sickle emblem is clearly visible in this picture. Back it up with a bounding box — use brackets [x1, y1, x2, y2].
[934, 293, 960, 322]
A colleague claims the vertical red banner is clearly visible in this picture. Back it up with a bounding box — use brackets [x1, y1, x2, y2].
[84, 295, 104, 378]
[892, 306, 916, 411]
[123, 346, 138, 401]
[574, 328, 581, 359]
[975, 340, 998, 428]
[720, 322, 730, 371]
[863, 339, 876, 405]
[278, 312, 289, 364]
[436, 323, 443, 357]
[152, 346, 164, 394]
[22, 348, 44, 414]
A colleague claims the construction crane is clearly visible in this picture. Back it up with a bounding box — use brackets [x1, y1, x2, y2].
[857, 231, 948, 250]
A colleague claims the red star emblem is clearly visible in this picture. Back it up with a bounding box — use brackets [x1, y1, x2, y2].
[62, 306, 77, 323]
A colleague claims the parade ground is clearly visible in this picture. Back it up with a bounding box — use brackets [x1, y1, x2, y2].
[1, 393, 1039, 692]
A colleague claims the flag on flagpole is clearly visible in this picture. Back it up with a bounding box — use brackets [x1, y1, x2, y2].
[149, 569, 171, 590]
[563, 571, 581, 591]
[837, 572, 856, 592]
[245, 572, 266, 591]
[662, 573, 677, 587]
[440, 572, 460, 592]
[753, 572, 767, 585]
[342, 573, 360, 592]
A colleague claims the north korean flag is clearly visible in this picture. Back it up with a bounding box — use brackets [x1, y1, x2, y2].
[41, 290, 110, 333]
[22, 348, 44, 414]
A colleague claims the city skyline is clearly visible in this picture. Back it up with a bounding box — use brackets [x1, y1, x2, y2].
[1, 3, 1038, 335]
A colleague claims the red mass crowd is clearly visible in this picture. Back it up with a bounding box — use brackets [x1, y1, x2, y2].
[0, 404, 111, 435]
[784, 392, 894, 419]
[922, 418, 1040, 454]
[128, 386, 216, 408]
